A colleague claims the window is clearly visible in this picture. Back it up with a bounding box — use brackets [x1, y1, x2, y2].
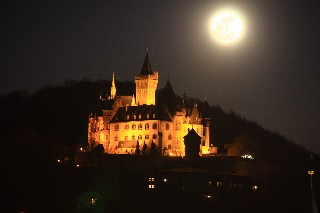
[153, 114, 156, 119]
[125, 136, 128, 140]
[168, 134, 172, 140]
[115, 135, 118, 141]
[145, 123, 149, 130]
[147, 114, 150, 119]
[138, 135, 142, 140]
[126, 115, 129, 120]
[145, 135, 149, 139]
[134, 115, 136, 119]
[152, 123, 157, 129]
[106, 134, 109, 140]
[132, 135, 135, 140]
[125, 124, 129, 130]
[166, 123, 170, 130]
[176, 122, 181, 130]
[107, 124, 110, 130]
[139, 114, 142, 119]
[132, 124, 136, 130]
[168, 144, 172, 149]
[115, 125, 119, 131]
[138, 124, 142, 130]
[153, 134, 157, 139]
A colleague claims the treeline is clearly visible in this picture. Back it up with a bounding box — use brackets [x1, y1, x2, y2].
[0, 78, 313, 163]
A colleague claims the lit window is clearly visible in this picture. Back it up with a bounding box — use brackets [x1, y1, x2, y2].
[176, 122, 181, 130]
[152, 123, 157, 129]
[163, 178, 168, 182]
[115, 125, 119, 131]
[134, 115, 136, 119]
[149, 177, 155, 182]
[217, 181, 222, 187]
[138, 135, 142, 140]
[252, 185, 258, 190]
[145, 123, 149, 130]
[153, 114, 156, 118]
[166, 123, 169, 130]
[132, 124, 136, 130]
[139, 114, 142, 119]
[148, 184, 154, 189]
[138, 124, 142, 130]
[147, 114, 150, 119]
[126, 115, 129, 120]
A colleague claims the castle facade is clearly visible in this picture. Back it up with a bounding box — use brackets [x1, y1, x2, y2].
[88, 51, 212, 156]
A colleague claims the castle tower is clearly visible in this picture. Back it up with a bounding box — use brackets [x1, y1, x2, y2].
[135, 50, 158, 105]
[110, 72, 116, 99]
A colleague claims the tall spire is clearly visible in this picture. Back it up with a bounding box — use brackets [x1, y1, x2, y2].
[140, 49, 153, 75]
[110, 72, 116, 99]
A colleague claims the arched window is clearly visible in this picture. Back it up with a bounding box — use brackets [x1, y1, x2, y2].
[166, 123, 170, 130]
[132, 124, 136, 130]
[168, 144, 172, 149]
[132, 135, 135, 140]
[138, 124, 142, 130]
[168, 134, 172, 140]
[153, 134, 157, 139]
[115, 125, 119, 131]
[145, 123, 149, 130]
[138, 135, 142, 140]
[176, 122, 181, 130]
[152, 123, 157, 129]
[125, 124, 129, 130]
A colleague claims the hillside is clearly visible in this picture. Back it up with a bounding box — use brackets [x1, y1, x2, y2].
[0, 78, 313, 161]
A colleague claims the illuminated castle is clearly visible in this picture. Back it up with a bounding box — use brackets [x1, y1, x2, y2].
[88, 51, 214, 157]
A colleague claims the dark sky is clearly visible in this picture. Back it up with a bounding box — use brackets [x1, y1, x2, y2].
[2, 0, 320, 154]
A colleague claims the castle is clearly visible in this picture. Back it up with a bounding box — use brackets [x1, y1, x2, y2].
[88, 51, 215, 157]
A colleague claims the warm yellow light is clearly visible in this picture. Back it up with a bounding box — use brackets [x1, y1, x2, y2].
[308, 170, 315, 175]
[209, 8, 245, 44]
[163, 178, 167, 182]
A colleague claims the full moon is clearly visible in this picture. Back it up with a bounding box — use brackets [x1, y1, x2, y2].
[211, 12, 242, 43]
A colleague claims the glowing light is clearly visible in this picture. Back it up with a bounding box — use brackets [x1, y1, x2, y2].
[209, 8, 245, 44]
[241, 154, 254, 159]
[252, 185, 258, 190]
[57, 159, 61, 163]
[163, 178, 168, 182]
[308, 170, 315, 175]
[169, 152, 173, 156]
[76, 164, 80, 167]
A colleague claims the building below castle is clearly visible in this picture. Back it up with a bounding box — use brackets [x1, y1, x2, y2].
[88, 51, 216, 157]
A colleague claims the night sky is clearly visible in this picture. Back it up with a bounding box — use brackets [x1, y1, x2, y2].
[2, 0, 320, 153]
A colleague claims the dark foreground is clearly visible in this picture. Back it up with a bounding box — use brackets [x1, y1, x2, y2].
[3, 155, 319, 213]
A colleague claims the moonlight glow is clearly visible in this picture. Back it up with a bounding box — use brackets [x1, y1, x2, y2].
[210, 10, 243, 43]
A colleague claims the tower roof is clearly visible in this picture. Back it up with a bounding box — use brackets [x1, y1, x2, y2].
[140, 50, 153, 75]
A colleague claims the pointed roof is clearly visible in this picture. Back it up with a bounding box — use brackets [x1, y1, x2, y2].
[140, 50, 153, 75]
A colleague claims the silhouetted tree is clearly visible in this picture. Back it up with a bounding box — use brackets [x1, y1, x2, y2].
[135, 141, 140, 155]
